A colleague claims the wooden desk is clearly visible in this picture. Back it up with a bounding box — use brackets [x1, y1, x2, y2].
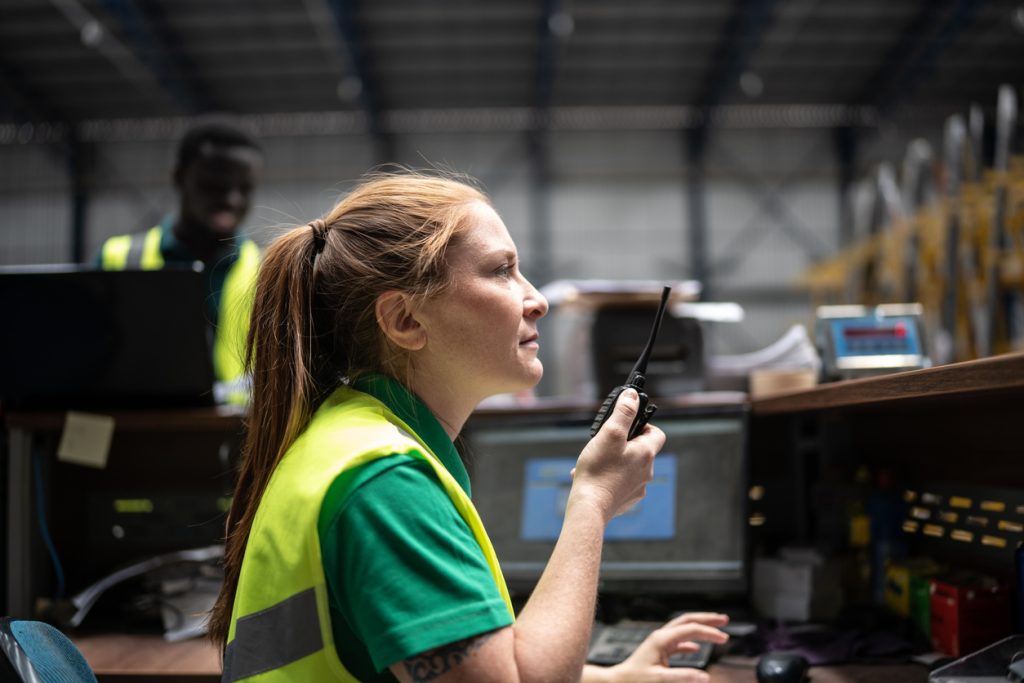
[69, 635, 928, 682]
[711, 657, 928, 682]
[751, 350, 1024, 416]
[72, 634, 220, 683]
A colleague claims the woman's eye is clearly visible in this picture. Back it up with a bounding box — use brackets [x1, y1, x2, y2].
[496, 264, 513, 278]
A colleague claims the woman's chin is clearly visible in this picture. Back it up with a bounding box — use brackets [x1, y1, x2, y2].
[526, 360, 544, 387]
[491, 364, 543, 399]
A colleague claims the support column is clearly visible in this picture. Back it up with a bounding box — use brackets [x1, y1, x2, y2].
[69, 130, 90, 263]
[686, 125, 710, 300]
[835, 125, 857, 250]
[527, 125, 553, 287]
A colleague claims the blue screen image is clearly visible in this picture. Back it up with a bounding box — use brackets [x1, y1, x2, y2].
[520, 454, 677, 541]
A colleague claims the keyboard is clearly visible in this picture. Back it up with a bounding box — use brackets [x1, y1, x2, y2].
[587, 620, 714, 668]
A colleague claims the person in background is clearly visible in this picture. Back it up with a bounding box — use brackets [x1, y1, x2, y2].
[208, 171, 728, 683]
[96, 120, 263, 402]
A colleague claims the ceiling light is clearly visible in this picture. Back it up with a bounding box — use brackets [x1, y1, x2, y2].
[548, 12, 574, 38]
[336, 76, 363, 104]
[80, 19, 103, 47]
[739, 71, 763, 98]
[1013, 5, 1024, 33]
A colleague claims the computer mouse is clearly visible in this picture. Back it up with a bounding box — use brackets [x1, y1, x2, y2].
[756, 652, 810, 683]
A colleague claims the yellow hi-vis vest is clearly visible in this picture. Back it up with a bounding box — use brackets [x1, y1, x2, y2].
[222, 387, 514, 682]
[99, 225, 260, 386]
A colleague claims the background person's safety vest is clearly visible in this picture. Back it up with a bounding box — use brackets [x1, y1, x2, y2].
[223, 387, 513, 682]
[100, 225, 259, 388]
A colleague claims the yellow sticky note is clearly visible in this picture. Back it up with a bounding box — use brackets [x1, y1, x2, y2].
[58, 412, 115, 469]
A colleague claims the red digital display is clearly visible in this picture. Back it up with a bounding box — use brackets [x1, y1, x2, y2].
[843, 324, 907, 339]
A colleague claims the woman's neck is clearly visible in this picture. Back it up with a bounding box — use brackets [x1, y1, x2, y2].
[407, 371, 479, 441]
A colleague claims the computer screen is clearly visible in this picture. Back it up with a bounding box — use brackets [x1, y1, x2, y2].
[465, 406, 748, 596]
[0, 265, 216, 409]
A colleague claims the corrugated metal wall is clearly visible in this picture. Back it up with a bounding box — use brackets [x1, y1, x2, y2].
[0, 125, 913, 354]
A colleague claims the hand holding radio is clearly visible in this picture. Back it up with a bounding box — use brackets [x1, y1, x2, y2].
[571, 285, 670, 521]
[590, 285, 671, 440]
[574, 386, 665, 520]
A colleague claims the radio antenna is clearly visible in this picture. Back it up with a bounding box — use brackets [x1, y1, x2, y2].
[628, 285, 671, 384]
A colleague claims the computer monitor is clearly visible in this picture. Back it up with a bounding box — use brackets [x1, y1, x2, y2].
[591, 307, 705, 397]
[0, 265, 217, 409]
[465, 406, 748, 597]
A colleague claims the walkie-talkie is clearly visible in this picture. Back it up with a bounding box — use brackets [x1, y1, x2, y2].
[590, 285, 672, 439]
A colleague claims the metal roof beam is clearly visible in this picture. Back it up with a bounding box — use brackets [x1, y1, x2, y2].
[97, 0, 212, 113]
[318, 0, 393, 162]
[695, 0, 776, 115]
[49, 0, 208, 114]
[534, 0, 562, 114]
[685, 0, 774, 297]
[855, 0, 983, 114]
[0, 57, 65, 126]
[0, 56, 90, 264]
[525, 0, 563, 287]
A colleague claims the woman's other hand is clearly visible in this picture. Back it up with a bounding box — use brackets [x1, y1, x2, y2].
[599, 613, 730, 683]
[572, 389, 666, 521]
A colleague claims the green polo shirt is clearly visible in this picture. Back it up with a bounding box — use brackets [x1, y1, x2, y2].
[317, 374, 513, 681]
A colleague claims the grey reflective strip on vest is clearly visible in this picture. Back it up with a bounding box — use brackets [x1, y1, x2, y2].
[222, 588, 323, 682]
[125, 233, 146, 268]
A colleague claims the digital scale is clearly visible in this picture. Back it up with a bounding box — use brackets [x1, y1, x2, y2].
[816, 303, 930, 380]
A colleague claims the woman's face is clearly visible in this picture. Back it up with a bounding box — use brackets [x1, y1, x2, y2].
[415, 201, 548, 401]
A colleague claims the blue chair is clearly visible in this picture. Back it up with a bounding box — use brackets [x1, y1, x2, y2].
[0, 617, 96, 683]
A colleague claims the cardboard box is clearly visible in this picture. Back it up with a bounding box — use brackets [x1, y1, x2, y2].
[749, 368, 817, 398]
[753, 551, 843, 622]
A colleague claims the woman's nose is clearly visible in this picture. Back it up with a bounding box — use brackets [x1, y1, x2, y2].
[524, 281, 548, 320]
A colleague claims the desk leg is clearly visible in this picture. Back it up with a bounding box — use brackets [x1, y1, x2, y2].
[7, 427, 33, 618]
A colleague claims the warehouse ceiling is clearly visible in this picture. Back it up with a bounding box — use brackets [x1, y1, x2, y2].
[1, 0, 1024, 134]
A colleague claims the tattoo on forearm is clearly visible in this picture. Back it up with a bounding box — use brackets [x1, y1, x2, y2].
[402, 631, 497, 682]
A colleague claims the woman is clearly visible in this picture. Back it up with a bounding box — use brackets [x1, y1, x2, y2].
[209, 172, 729, 682]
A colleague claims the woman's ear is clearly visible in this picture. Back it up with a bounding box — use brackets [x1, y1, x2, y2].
[375, 291, 427, 351]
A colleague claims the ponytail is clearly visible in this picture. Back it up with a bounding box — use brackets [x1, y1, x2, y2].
[208, 225, 321, 647]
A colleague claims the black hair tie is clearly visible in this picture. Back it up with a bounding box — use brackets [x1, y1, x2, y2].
[310, 219, 328, 255]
